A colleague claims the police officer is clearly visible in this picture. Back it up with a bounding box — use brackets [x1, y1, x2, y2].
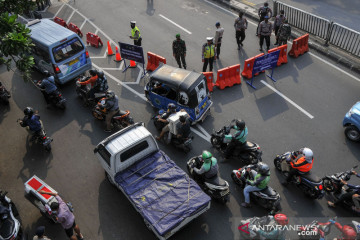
[172, 34, 187, 69]
[234, 12, 248, 50]
[256, 2, 272, 36]
[274, 10, 286, 45]
[214, 22, 224, 59]
[129, 21, 142, 46]
[202, 37, 216, 72]
[257, 15, 273, 52]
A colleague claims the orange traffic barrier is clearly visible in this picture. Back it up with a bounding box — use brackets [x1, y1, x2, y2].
[298, 33, 309, 55]
[202, 72, 214, 92]
[129, 60, 136, 68]
[267, 47, 282, 66]
[54, 17, 67, 28]
[303, 34, 309, 53]
[241, 57, 255, 79]
[107, 41, 114, 56]
[215, 68, 229, 90]
[114, 47, 122, 62]
[68, 23, 83, 37]
[277, 44, 288, 65]
[146, 52, 167, 71]
[215, 65, 241, 90]
[254, 53, 265, 76]
[228, 64, 241, 85]
[288, 38, 300, 57]
[86, 32, 103, 48]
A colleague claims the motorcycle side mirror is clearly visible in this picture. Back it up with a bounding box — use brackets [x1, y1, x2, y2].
[354, 165, 358, 169]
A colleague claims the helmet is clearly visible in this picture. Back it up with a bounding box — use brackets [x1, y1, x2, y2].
[43, 70, 51, 77]
[235, 119, 246, 130]
[167, 103, 176, 113]
[50, 202, 59, 211]
[89, 69, 97, 77]
[301, 148, 313, 163]
[130, 21, 136, 28]
[206, 37, 214, 42]
[175, 33, 180, 38]
[24, 107, 34, 116]
[274, 214, 288, 226]
[257, 162, 270, 175]
[202, 151, 212, 163]
[106, 90, 115, 99]
[179, 115, 186, 123]
[264, 2, 269, 7]
[215, 22, 220, 27]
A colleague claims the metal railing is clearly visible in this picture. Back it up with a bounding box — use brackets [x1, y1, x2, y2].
[274, 1, 360, 57]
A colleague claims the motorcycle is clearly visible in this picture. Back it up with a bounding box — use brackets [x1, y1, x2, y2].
[323, 166, 358, 193]
[298, 218, 334, 240]
[210, 124, 262, 164]
[231, 165, 281, 213]
[0, 82, 11, 104]
[17, 119, 53, 151]
[153, 110, 193, 153]
[92, 98, 134, 130]
[34, 79, 66, 109]
[75, 74, 107, 106]
[0, 190, 27, 240]
[273, 152, 325, 199]
[187, 156, 230, 204]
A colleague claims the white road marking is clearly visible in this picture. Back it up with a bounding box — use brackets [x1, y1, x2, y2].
[54, 3, 65, 18]
[190, 128, 211, 143]
[261, 80, 314, 119]
[66, 9, 75, 23]
[95, 29, 99, 35]
[79, 19, 86, 30]
[204, 0, 360, 83]
[90, 50, 108, 59]
[197, 125, 212, 139]
[101, 61, 124, 70]
[159, 14, 192, 34]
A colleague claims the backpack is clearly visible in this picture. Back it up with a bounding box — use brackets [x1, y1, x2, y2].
[96, 71, 108, 92]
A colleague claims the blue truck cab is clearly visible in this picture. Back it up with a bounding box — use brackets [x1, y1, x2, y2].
[343, 101, 360, 142]
[27, 19, 91, 84]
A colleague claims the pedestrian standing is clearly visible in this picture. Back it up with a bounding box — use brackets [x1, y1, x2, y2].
[274, 10, 286, 45]
[38, 190, 84, 240]
[129, 21, 142, 46]
[172, 34, 187, 69]
[202, 37, 216, 72]
[258, 15, 273, 52]
[214, 22, 224, 59]
[256, 2, 272, 36]
[234, 12, 248, 50]
[277, 19, 291, 46]
[33, 226, 51, 240]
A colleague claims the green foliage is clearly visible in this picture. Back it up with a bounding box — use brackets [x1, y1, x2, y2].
[0, 0, 36, 81]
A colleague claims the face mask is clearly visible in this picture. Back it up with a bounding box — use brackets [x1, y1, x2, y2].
[52, 210, 58, 215]
[264, 6, 268, 9]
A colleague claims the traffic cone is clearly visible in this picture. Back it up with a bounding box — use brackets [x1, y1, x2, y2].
[129, 60, 136, 68]
[107, 41, 114, 56]
[114, 47, 122, 62]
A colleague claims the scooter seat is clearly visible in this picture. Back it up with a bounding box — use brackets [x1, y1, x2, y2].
[205, 176, 227, 187]
[260, 186, 277, 196]
[301, 172, 322, 183]
[119, 110, 128, 116]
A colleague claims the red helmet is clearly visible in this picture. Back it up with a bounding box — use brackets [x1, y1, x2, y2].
[274, 214, 289, 226]
[342, 225, 357, 240]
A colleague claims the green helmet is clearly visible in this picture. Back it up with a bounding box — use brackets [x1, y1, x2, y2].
[202, 151, 212, 163]
[176, 33, 180, 38]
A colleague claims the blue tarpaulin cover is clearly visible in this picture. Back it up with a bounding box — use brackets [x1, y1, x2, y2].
[115, 150, 211, 237]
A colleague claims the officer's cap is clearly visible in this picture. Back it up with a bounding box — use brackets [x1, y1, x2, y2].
[130, 21, 136, 24]
[206, 37, 213, 41]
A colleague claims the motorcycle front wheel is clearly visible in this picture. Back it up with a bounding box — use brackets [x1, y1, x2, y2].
[273, 158, 282, 171]
[322, 178, 334, 192]
[44, 144, 51, 152]
[210, 136, 222, 148]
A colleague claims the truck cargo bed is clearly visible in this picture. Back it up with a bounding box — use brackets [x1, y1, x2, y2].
[115, 150, 211, 239]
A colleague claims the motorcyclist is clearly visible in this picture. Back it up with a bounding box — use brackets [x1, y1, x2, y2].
[101, 90, 119, 132]
[193, 151, 219, 179]
[242, 162, 270, 208]
[79, 69, 99, 100]
[328, 219, 357, 240]
[19, 107, 42, 140]
[155, 103, 178, 141]
[283, 148, 314, 185]
[38, 71, 57, 105]
[176, 115, 191, 140]
[224, 119, 248, 159]
[257, 214, 289, 240]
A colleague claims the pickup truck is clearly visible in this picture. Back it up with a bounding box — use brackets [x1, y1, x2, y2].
[94, 122, 211, 239]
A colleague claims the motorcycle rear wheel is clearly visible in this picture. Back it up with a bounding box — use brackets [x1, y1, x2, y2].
[92, 110, 104, 120]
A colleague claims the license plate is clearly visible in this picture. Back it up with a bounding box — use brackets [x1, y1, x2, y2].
[200, 101, 207, 110]
[68, 58, 79, 66]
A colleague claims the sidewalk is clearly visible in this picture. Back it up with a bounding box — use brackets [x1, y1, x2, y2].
[213, 0, 360, 74]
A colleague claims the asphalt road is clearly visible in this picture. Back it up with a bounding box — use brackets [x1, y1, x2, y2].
[1, 0, 360, 239]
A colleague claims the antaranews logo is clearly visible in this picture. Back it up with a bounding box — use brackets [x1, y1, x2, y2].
[238, 222, 250, 235]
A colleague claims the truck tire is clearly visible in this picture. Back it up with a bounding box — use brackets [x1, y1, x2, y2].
[345, 125, 360, 142]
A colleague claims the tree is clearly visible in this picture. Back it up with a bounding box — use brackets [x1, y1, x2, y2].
[0, 0, 36, 80]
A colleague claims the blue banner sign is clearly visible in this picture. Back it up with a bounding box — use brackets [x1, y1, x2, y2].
[118, 42, 145, 64]
[252, 50, 280, 74]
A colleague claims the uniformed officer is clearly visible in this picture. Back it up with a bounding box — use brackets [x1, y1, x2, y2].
[214, 22, 224, 59]
[274, 10, 286, 45]
[257, 15, 273, 52]
[202, 37, 216, 72]
[172, 34, 187, 69]
[256, 2, 272, 36]
[129, 21, 142, 46]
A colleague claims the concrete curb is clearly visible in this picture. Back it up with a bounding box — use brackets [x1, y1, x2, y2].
[213, 0, 360, 75]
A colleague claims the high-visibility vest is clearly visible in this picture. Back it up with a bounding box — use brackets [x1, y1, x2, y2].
[203, 44, 215, 58]
[131, 26, 141, 40]
[290, 156, 313, 172]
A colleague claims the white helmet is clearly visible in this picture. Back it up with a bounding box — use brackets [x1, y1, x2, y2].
[301, 148, 313, 162]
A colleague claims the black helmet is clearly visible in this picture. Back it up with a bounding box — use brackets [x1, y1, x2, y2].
[179, 115, 186, 123]
[43, 70, 51, 77]
[50, 202, 59, 211]
[257, 162, 270, 175]
[167, 103, 176, 112]
[236, 119, 246, 130]
[89, 69, 97, 77]
[106, 90, 115, 99]
[24, 107, 34, 116]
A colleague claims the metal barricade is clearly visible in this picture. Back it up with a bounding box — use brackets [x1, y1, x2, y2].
[275, 1, 330, 40]
[328, 23, 360, 57]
